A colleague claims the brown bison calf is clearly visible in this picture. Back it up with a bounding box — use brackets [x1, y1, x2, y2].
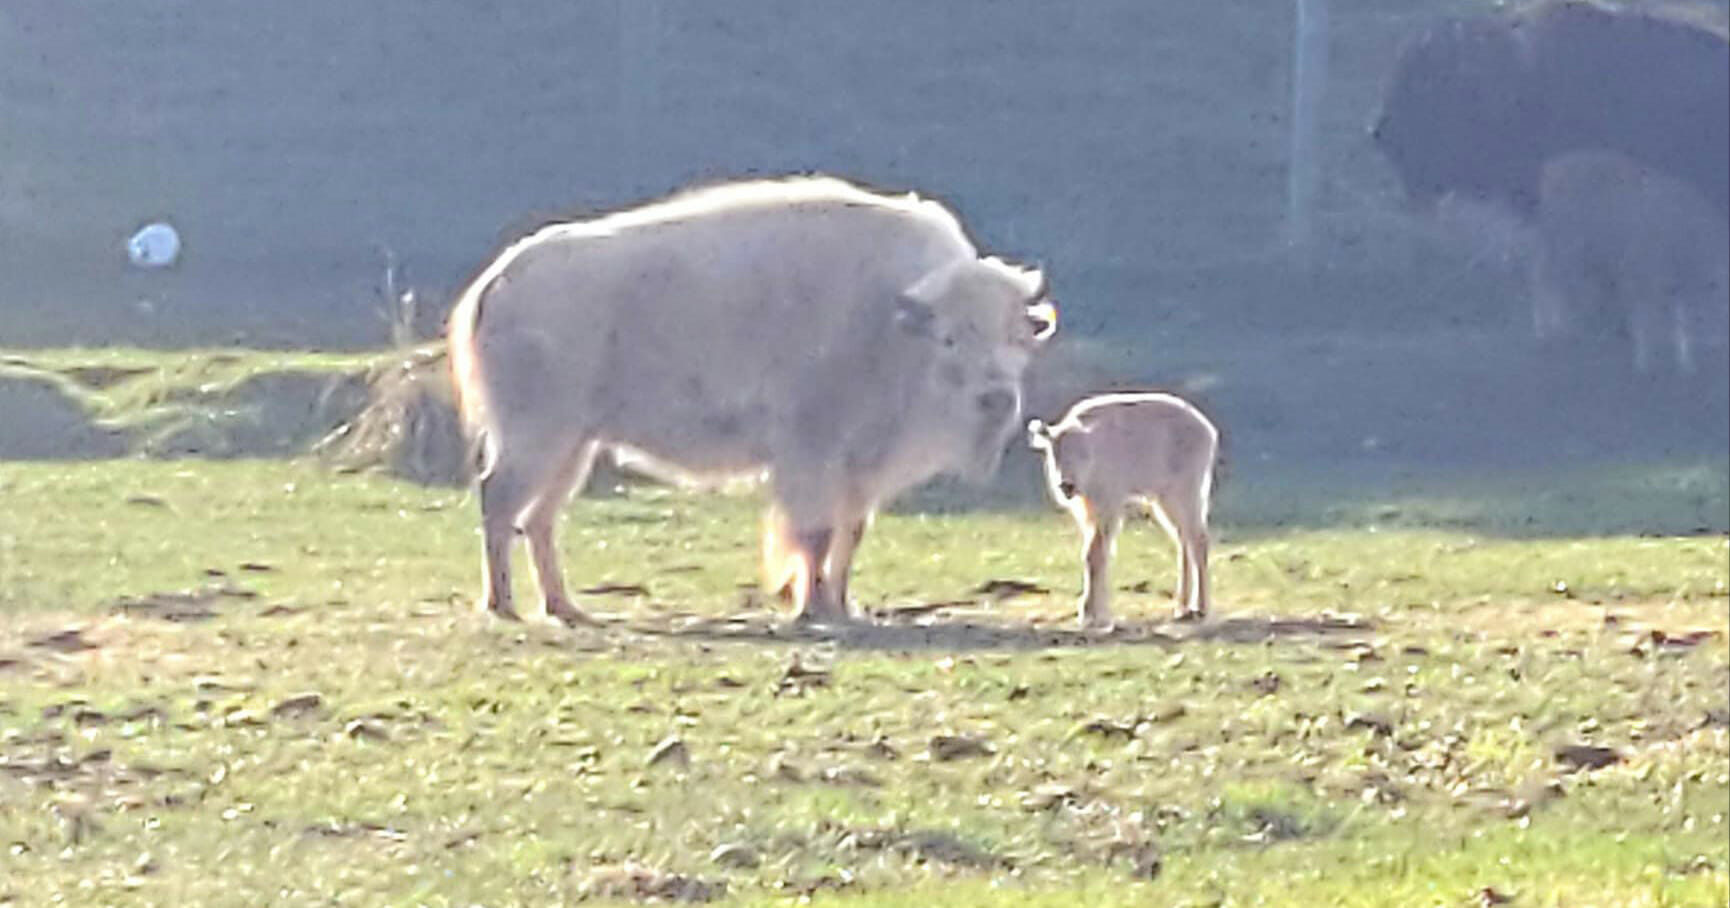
[1533, 150, 1729, 374]
[1028, 393, 1219, 630]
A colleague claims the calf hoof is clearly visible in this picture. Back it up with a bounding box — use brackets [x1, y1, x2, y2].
[546, 599, 599, 628]
[1078, 610, 1116, 634]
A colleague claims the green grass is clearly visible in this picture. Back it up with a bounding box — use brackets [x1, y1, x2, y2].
[0, 459, 1726, 907]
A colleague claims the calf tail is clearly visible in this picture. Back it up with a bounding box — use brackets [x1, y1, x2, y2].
[1206, 421, 1228, 506]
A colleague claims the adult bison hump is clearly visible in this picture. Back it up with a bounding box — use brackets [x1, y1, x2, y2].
[1372, 0, 1729, 221]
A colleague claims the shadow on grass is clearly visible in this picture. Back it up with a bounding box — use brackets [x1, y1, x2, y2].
[615, 610, 1373, 653]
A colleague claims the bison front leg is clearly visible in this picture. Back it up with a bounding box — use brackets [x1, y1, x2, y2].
[824, 514, 870, 613]
[789, 526, 849, 626]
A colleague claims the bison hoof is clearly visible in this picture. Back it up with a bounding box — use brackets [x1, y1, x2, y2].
[792, 608, 853, 630]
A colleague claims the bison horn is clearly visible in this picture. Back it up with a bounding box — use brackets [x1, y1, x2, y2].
[1025, 300, 1057, 342]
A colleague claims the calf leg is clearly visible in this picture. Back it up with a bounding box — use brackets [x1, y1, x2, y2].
[1158, 489, 1212, 621]
[520, 439, 600, 626]
[1076, 508, 1120, 631]
[1145, 497, 1189, 608]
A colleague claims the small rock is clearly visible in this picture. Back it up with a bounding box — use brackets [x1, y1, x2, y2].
[1478, 886, 1514, 906]
[1554, 743, 1620, 772]
[271, 692, 323, 719]
[1072, 717, 1138, 741]
[646, 735, 690, 770]
[1344, 711, 1394, 737]
[1250, 671, 1282, 696]
[928, 733, 994, 762]
[709, 842, 760, 869]
[343, 719, 389, 742]
[864, 736, 899, 761]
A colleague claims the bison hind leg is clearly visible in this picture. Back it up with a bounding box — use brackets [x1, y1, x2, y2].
[477, 458, 533, 620]
[520, 439, 601, 626]
[475, 432, 597, 624]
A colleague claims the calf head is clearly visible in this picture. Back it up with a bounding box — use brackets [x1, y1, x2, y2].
[896, 257, 1057, 482]
[1027, 417, 1090, 505]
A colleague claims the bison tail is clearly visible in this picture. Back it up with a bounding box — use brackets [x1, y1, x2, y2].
[445, 280, 496, 482]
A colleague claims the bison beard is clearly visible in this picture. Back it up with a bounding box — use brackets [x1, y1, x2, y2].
[1372, 1, 1728, 221]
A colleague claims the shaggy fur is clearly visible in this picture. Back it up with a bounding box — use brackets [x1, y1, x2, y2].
[447, 175, 1056, 625]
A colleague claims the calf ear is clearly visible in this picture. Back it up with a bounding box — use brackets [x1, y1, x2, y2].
[1026, 419, 1050, 450]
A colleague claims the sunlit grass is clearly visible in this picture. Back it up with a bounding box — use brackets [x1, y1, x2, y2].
[0, 459, 1725, 906]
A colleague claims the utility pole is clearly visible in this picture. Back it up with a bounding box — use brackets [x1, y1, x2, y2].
[1284, 0, 1329, 258]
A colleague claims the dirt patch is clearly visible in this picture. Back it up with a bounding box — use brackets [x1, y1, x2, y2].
[0, 374, 127, 459]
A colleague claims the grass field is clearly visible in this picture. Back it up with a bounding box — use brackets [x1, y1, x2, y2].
[0, 455, 1725, 907]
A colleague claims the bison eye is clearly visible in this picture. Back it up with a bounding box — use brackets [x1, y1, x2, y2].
[977, 389, 1015, 418]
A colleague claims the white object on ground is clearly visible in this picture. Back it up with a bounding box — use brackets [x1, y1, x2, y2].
[126, 222, 181, 268]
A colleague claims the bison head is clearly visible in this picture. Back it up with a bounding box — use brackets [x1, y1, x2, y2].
[895, 257, 1056, 483]
[1371, 15, 1547, 219]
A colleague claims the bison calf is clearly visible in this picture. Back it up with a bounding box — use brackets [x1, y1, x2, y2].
[1028, 393, 1219, 630]
[1533, 150, 1729, 374]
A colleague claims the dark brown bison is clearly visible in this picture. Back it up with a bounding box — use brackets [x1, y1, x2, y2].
[1372, 1, 1728, 221]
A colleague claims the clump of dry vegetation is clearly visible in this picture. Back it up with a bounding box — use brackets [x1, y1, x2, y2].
[314, 343, 467, 485]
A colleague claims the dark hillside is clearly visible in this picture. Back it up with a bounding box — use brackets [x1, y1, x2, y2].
[3, 0, 1517, 347]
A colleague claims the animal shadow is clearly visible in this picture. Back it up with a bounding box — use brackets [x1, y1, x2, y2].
[620, 608, 1373, 653]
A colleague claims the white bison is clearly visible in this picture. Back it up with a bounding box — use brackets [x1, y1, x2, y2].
[1028, 393, 1219, 629]
[447, 176, 1057, 625]
[1532, 150, 1730, 374]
